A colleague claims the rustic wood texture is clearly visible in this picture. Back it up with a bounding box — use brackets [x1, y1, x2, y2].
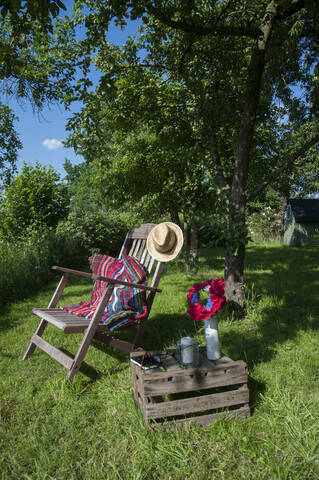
[130, 349, 250, 428]
[158, 405, 251, 429]
[23, 273, 70, 360]
[31, 334, 73, 369]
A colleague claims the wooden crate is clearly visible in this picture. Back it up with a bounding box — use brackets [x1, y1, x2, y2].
[130, 349, 250, 428]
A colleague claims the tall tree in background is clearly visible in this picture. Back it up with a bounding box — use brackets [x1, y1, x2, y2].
[65, 0, 319, 309]
[0, 103, 22, 185]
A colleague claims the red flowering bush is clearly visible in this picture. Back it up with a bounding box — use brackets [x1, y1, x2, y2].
[187, 278, 227, 322]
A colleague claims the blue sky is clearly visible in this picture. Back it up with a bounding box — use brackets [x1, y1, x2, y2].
[7, 1, 140, 179]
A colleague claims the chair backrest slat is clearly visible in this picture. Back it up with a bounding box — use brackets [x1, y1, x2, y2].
[137, 239, 146, 261]
[133, 239, 142, 258]
[128, 239, 137, 256]
[119, 223, 164, 292]
[140, 244, 149, 264]
[147, 257, 155, 275]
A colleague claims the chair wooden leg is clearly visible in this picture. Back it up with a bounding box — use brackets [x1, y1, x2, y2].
[66, 284, 114, 381]
[23, 273, 69, 361]
[23, 319, 48, 360]
[66, 334, 93, 381]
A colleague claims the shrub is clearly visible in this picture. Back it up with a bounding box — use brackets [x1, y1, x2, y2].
[247, 206, 283, 242]
[198, 213, 227, 247]
[56, 208, 142, 260]
[0, 163, 69, 239]
[0, 228, 66, 307]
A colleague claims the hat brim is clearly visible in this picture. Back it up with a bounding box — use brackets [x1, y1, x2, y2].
[146, 222, 184, 262]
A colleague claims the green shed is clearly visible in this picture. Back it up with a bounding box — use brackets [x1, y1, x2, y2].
[284, 198, 319, 246]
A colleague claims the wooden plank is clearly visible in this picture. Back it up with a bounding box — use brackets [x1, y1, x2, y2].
[143, 372, 248, 396]
[129, 239, 137, 256]
[94, 332, 136, 353]
[95, 275, 162, 293]
[142, 359, 246, 380]
[48, 273, 70, 308]
[128, 223, 156, 239]
[31, 334, 74, 369]
[32, 309, 90, 333]
[130, 362, 139, 404]
[146, 262, 165, 312]
[145, 385, 249, 419]
[130, 362, 150, 404]
[133, 239, 142, 257]
[67, 283, 115, 380]
[149, 262, 165, 289]
[140, 245, 149, 265]
[147, 257, 155, 276]
[144, 252, 152, 270]
[136, 240, 146, 260]
[130, 349, 174, 359]
[52, 266, 92, 279]
[118, 232, 129, 259]
[153, 405, 251, 428]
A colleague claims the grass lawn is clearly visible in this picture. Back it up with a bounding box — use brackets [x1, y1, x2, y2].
[1, 244, 319, 479]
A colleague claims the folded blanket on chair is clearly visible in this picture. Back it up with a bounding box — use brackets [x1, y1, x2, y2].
[60, 250, 149, 331]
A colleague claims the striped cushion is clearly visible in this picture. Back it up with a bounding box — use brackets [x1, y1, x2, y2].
[60, 251, 148, 330]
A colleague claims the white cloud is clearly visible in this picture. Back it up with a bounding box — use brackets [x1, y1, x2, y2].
[42, 138, 63, 150]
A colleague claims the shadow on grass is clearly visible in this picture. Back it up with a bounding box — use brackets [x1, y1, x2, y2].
[0, 271, 92, 334]
[3, 244, 319, 404]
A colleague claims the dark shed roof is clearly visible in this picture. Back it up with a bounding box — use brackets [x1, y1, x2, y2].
[288, 198, 319, 223]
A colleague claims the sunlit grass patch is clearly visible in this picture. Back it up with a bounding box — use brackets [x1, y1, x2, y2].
[0, 244, 319, 479]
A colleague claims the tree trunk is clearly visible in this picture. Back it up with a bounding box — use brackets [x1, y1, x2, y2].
[189, 217, 199, 273]
[280, 195, 288, 243]
[170, 208, 181, 228]
[183, 209, 190, 249]
[224, 0, 278, 309]
[225, 244, 246, 312]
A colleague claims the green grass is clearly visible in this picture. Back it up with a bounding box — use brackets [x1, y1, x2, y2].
[1, 244, 319, 479]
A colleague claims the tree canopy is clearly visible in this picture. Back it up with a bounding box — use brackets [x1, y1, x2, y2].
[1, 0, 318, 309]
[0, 103, 22, 185]
[61, 0, 319, 306]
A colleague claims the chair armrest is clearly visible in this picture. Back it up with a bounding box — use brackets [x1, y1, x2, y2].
[52, 265, 93, 279]
[52, 266, 162, 293]
[96, 275, 162, 293]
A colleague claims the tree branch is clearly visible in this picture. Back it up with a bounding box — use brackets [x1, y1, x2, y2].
[206, 126, 230, 191]
[275, 0, 305, 20]
[248, 133, 319, 201]
[210, 147, 230, 190]
[146, 6, 260, 39]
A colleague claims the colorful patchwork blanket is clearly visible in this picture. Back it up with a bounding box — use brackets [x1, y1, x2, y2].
[60, 250, 148, 331]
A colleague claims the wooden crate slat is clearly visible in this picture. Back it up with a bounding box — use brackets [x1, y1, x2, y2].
[155, 405, 251, 429]
[145, 385, 249, 419]
[143, 372, 248, 396]
[143, 360, 246, 380]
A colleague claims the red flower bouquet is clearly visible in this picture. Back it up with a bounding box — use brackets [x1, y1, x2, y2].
[187, 279, 226, 322]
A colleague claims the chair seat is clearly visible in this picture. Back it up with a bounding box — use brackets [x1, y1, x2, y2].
[32, 308, 110, 334]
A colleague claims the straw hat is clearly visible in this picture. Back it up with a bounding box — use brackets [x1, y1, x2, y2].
[147, 222, 184, 262]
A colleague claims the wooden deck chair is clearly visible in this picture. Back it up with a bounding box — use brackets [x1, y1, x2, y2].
[23, 223, 165, 381]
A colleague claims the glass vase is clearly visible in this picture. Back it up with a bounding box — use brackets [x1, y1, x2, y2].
[204, 315, 221, 360]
